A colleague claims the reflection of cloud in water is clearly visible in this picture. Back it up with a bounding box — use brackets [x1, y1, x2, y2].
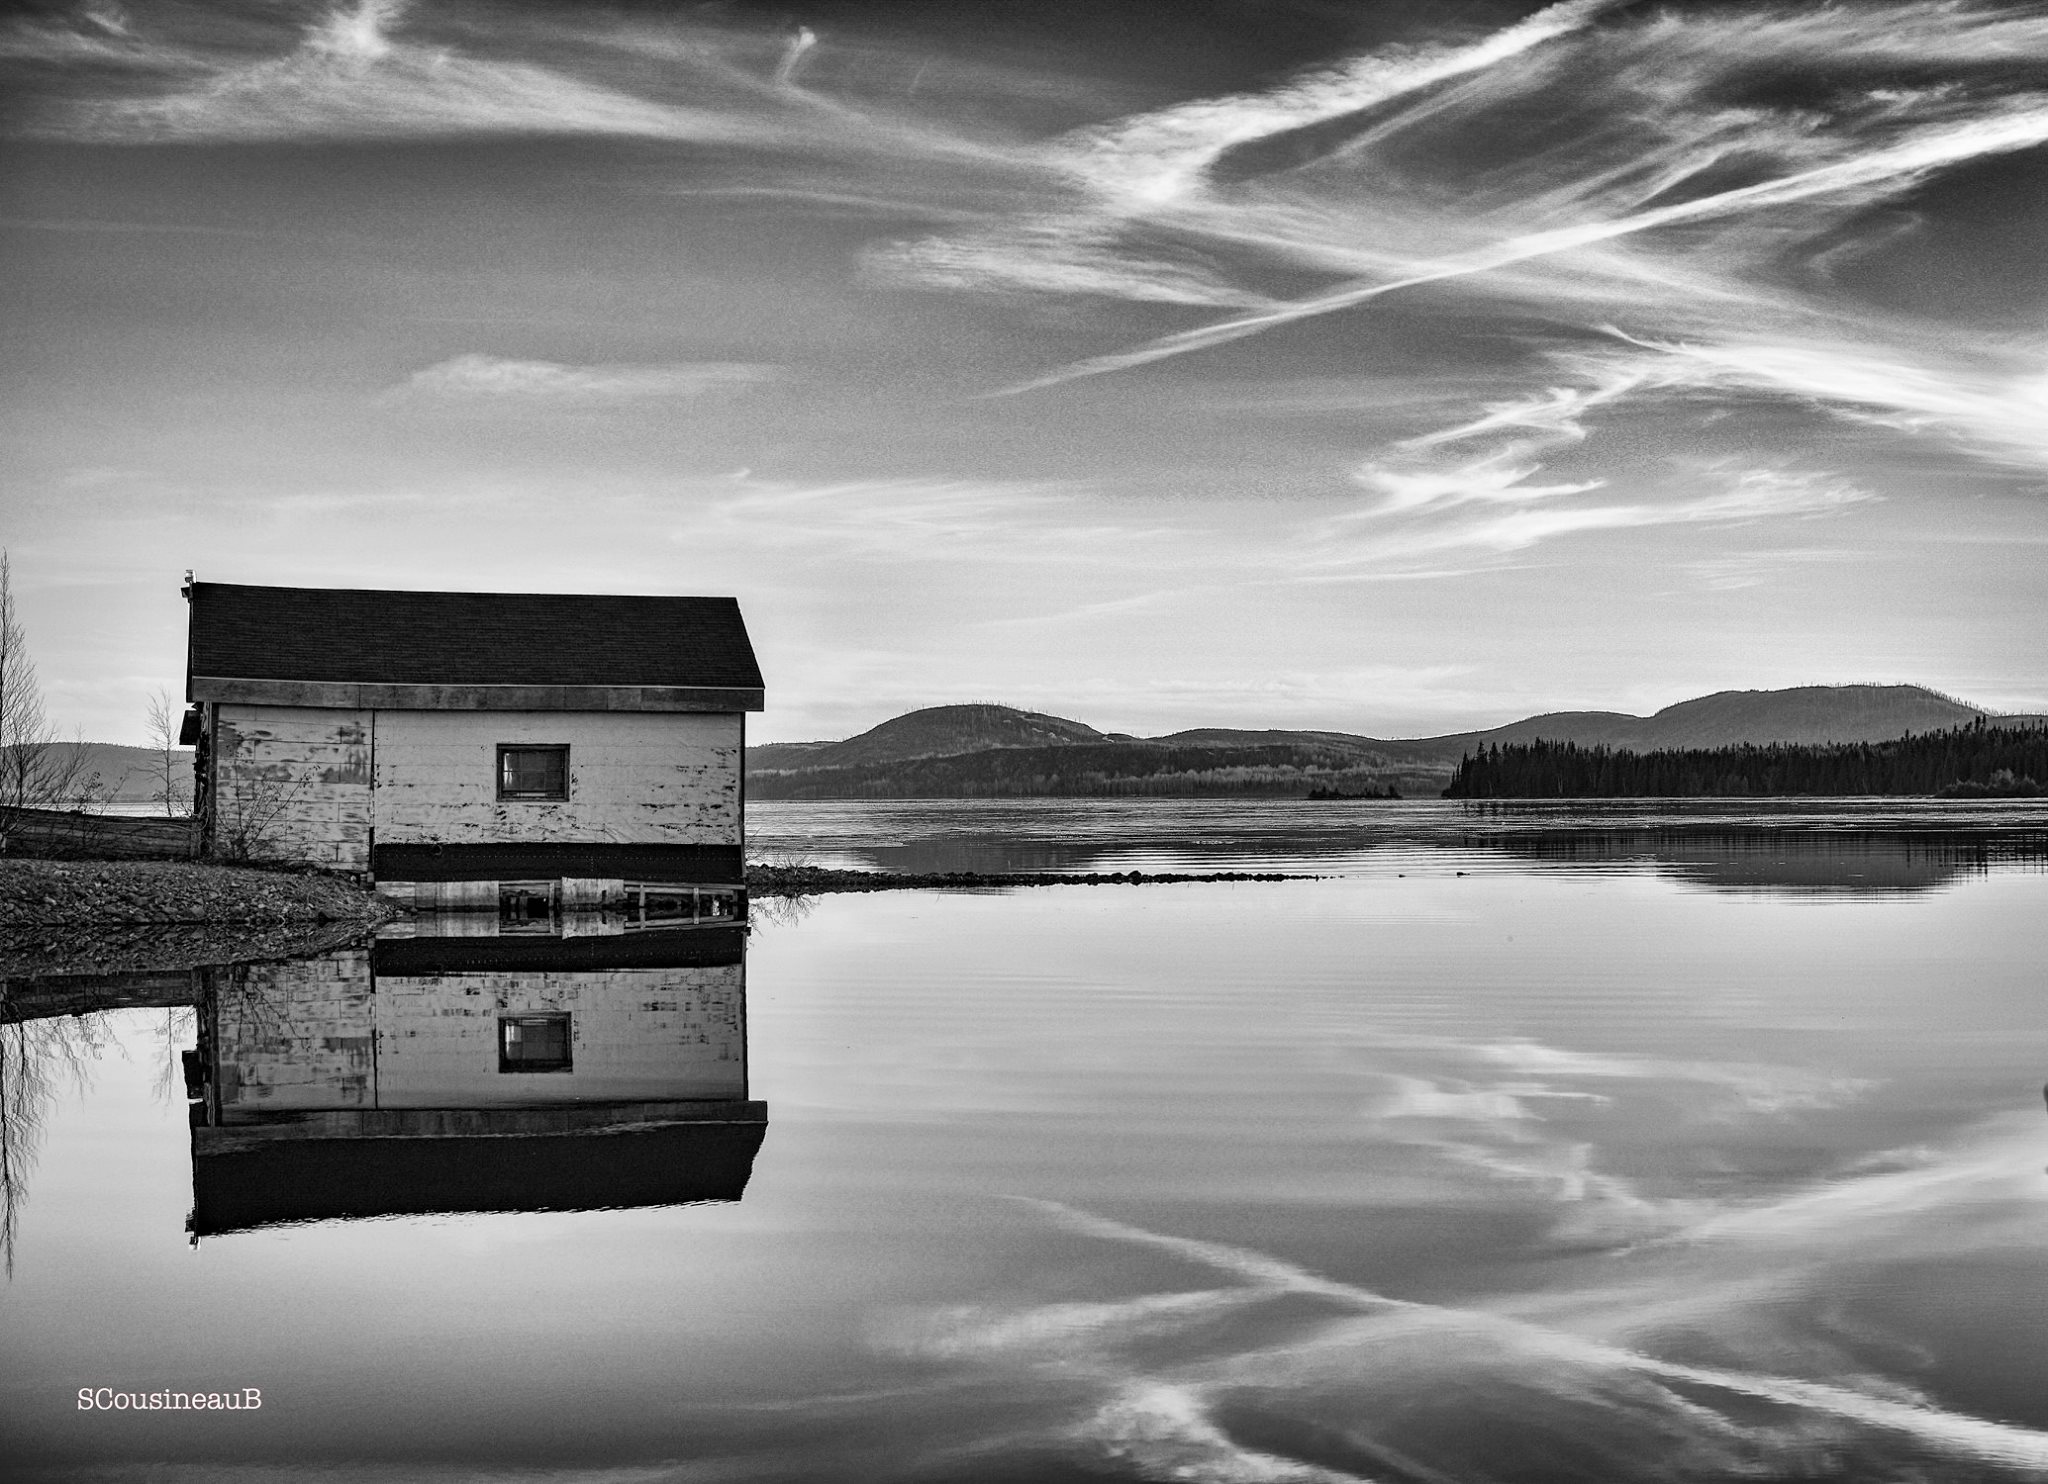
[1335, 1032, 1874, 1246]
[887, 1120, 2048, 1480]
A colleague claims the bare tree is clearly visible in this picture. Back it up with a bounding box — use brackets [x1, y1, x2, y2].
[211, 763, 312, 861]
[0, 550, 98, 827]
[146, 685, 192, 818]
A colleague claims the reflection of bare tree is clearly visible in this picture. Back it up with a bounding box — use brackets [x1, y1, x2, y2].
[746, 846, 818, 930]
[0, 1011, 112, 1279]
[747, 890, 814, 930]
[150, 1006, 197, 1107]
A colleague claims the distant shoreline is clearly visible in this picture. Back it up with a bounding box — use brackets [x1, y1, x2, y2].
[745, 864, 1312, 896]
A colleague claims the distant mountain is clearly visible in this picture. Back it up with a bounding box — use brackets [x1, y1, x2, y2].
[22, 742, 193, 806]
[747, 686, 2031, 799]
[1421, 685, 2008, 755]
[758, 704, 1107, 773]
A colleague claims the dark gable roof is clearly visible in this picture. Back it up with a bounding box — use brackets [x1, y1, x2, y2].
[188, 584, 764, 691]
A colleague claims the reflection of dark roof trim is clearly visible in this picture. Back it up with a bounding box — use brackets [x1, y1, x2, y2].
[374, 842, 742, 884]
[372, 924, 745, 974]
[186, 583, 764, 700]
[190, 1104, 767, 1235]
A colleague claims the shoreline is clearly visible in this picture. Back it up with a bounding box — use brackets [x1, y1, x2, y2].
[1, 855, 1317, 930]
[0, 858, 1311, 983]
[744, 864, 1313, 895]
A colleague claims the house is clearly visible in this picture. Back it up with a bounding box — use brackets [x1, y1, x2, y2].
[182, 581, 764, 906]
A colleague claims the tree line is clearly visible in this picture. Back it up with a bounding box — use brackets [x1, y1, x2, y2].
[749, 739, 1436, 799]
[1443, 720, 2048, 798]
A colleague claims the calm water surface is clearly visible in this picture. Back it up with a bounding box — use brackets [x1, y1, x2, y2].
[5, 800, 2048, 1482]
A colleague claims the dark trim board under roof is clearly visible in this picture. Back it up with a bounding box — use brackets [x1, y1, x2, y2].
[186, 583, 764, 711]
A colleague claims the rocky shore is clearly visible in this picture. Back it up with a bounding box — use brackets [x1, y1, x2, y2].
[0, 860, 406, 981]
[0, 859, 401, 928]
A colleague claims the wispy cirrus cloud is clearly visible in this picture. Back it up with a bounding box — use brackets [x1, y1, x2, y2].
[859, 0, 2048, 499]
[5, 0, 1059, 205]
[1678, 546, 1865, 593]
[12, 0, 833, 148]
[1054, 0, 1622, 213]
[1316, 464, 1875, 570]
[1584, 332, 2048, 474]
[1002, 98, 2048, 395]
[388, 354, 780, 406]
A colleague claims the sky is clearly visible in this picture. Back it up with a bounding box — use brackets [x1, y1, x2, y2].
[3, 0, 2046, 746]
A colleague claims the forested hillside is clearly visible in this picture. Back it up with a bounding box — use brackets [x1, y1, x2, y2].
[1443, 722, 2048, 798]
[747, 686, 2031, 799]
[748, 738, 1441, 800]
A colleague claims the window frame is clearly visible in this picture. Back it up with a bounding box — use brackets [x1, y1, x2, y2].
[498, 1013, 573, 1074]
[496, 744, 570, 802]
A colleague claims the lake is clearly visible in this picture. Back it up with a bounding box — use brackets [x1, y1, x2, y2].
[5, 799, 2048, 1482]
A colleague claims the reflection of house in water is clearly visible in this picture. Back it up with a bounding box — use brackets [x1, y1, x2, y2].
[186, 920, 764, 1237]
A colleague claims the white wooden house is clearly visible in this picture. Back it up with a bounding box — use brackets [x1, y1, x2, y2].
[183, 582, 764, 907]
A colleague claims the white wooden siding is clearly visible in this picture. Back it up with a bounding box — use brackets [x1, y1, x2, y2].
[375, 965, 746, 1106]
[371, 710, 742, 847]
[212, 958, 746, 1111]
[213, 705, 374, 871]
[212, 707, 742, 869]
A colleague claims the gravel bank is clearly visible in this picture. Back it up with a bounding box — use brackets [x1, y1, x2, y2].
[0, 859, 402, 927]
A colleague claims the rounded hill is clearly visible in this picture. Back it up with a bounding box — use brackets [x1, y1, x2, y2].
[791, 704, 1106, 771]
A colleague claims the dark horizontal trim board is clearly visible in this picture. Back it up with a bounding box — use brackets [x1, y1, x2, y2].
[191, 678, 763, 712]
[189, 1119, 768, 1234]
[207, 1101, 768, 1141]
[373, 841, 743, 883]
[373, 924, 745, 975]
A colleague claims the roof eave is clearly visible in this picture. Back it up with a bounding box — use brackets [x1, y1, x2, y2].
[189, 678, 765, 713]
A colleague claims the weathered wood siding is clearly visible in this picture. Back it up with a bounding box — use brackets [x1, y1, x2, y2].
[371, 710, 741, 848]
[0, 806, 197, 860]
[375, 964, 746, 1106]
[209, 956, 744, 1112]
[212, 951, 376, 1115]
[212, 706, 373, 870]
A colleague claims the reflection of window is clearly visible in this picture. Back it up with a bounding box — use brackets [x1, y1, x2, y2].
[499, 1014, 572, 1073]
[498, 745, 568, 800]
[499, 881, 558, 934]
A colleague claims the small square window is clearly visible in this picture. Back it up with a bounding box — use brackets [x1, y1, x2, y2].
[499, 1013, 572, 1073]
[498, 745, 568, 800]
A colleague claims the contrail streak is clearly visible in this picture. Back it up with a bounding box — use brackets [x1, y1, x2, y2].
[999, 104, 2048, 396]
